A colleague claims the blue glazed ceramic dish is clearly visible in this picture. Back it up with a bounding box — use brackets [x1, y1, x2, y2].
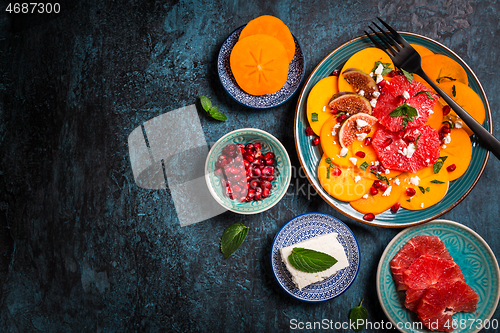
[205, 128, 291, 214]
[377, 220, 500, 333]
[294, 32, 492, 227]
[271, 212, 360, 302]
[217, 25, 305, 109]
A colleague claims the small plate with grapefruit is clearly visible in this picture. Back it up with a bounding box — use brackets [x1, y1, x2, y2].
[376, 220, 500, 333]
[294, 32, 491, 227]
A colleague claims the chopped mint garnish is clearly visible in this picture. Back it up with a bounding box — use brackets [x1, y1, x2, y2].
[430, 179, 445, 184]
[433, 156, 448, 174]
[311, 112, 319, 122]
[452, 85, 456, 97]
[389, 103, 419, 130]
[436, 76, 456, 83]
[401, 68, 414, 83]
[415, 90, 434, 100]
[359, 161, 369, 171]
[371, 61, 393, 76]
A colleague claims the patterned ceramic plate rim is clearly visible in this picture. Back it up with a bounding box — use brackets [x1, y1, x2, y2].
[205, 128, 291, 214]
[270, 212, 360, 302]
[293, 32, 491, 227]
[217, 25, 305, 109]
[376, 219, 500, 333]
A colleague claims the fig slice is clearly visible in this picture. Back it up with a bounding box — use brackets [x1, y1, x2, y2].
[338, 113, 378, 148]
[328, 92, 372, 115]
[342, 68, 380, 100]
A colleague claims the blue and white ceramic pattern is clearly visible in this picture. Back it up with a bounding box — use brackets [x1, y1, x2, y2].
[217, 26, 305, 109]
[377, 220, 500, 333]
[271, 213, 360, 302]
[205, 128, 291, 214]
[294, 33, 491, 227]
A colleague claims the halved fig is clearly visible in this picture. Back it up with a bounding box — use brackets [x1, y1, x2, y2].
[328, 92, 372, 115]
[342, 68, 379, 100]
[339, 113, 378, 148]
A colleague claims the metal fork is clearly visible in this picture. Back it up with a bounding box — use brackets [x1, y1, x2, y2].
[365, 17, 500, 160]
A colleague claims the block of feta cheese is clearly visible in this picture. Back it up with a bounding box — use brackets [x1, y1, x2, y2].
[279, 232, 349, 290]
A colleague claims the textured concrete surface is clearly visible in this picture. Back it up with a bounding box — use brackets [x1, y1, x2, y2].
[0, 0, 499, 332]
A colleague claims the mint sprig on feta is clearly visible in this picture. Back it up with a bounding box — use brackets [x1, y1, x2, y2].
[220, 222, 249, 259]
[371, 61, 392, 76]
[288, 248, 337, 273]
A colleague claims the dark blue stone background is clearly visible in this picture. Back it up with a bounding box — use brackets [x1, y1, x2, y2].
[0, 0, 499, 332]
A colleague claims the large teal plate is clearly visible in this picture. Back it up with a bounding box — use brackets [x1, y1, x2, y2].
[294, 32, 491, 227]
[376, 220, 500, 333]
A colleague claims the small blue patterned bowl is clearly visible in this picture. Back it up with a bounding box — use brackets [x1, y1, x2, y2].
[205, 128, 291, 214]
[217, 25, 305, 109]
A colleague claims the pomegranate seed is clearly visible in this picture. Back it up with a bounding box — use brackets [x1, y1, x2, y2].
[239, 196, 247, 202]
[404, 136, 415, 144]
[388, 70, 398, 77]
[264, 152, 274, 160]
[254, 193, 262, 201]
[218, 154, 227, 161]
[243, 154, 254, 163]
[355, 151, 366, 158]
[380, 183, 388, 192]
[363, 127, 372, 134]
[397, 70, 404, 76]
[247, 189, 255, 198]
[233, 174, 242, 182]
[442, 105, 451, 116]
[383, 138, 393, 147]
[243, 160, 250, 168]
[254, 142, 261, 151]
[438, 132, 445, 140]
[332, 69, 340, 76]
[233, 185, 242, 193]
[391, 202, 401, 213]
[363, 213, 375, 221]
[254, 151, 262, 159]
[377, 80, 386, 89]
[220, 159, 229, 167]
[337, 114, 347, 123]
[447, 164, 457, 172]
[214, 168, 223, 177]
[380, 90, 386, 95]
[312, 137, 320, 146]
[378, 165, 386, 173]
[396, 95, 405, 104]
[262, 188, 270, 198]
[441, 126, 451, 134]
[406, 188, 416, 196]
[261, 181, 272, 189]
[265, 158, 275, 166]
[250, 180, 259, 189]
[373, 180, 381, 188]
[370, 186, 379, 196]
[262, 166, 274, 176]
[331, 108, 339, 114]
[227, 144, 236, 151]
[267, 176, 275, 182]
[252, 168, 261, 177]
[253, 158, 263, 166]
[364, 137, 373, 146]
[245, 143, 254, 151]
[305, 126, 314, 136]
[258, 164, 265, 170]
[331, 168, 342, 176]
[369, 165, 377, 171]
[397, 130, 404, 139]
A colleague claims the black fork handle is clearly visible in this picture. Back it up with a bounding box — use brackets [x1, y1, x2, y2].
[414, 68, 500, 160]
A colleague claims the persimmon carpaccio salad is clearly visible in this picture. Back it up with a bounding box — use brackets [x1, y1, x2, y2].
[305, 47, 486, 221]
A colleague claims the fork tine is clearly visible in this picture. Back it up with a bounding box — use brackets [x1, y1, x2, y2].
[372, 21, 401, 52]
[369, 26, 397, 56]
[364, 31, 392, 58]
[377, 17, 411, 47]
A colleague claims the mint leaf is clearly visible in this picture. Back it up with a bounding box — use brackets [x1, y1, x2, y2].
[415, 90, 434, 100]
[349, 298, 369, 332]
[452, 85, 456, 97]
[426, 187, 431, 192]
[210, 110, 228, 121]
[371, 61, 393, 75]
[220, 222, 249, 259]
[419, 186, 426, 194]
[433, 157, 448, 174]
[200, 95, 212, 112]
[288, 248, 337, 273]
[389, 103, 419, 130]
[401, 68, 414, 83]
[370, 171, 389, 185]
[359, 161, 369, 171]
[430, 179, 445, 184]
[437, 76, 456, 83]
[311, 112, 319, 122]
[414, 134, 422, 148]
[325, 157, 332, 164]
[389, 108, 404, 117]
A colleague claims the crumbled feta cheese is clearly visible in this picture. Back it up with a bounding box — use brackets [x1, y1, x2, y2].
[363, 194, 369, 199]
[425, 158, 430, 163]
[382, 186, 392, 197]
[354, 175, 361, 183]
[443, 133, 452, 144]
[399, 143, 416, 158]
[358, 90, 365, 97]
[356, 119, 369, 128]
[356, 132, 368, 141]
[332, 140, 337, 145]
[372, 91, 380, 98]
[349, 157, 357, 165]
[334, 123, 341, 129]
[455, 120, 463, 129]
[421, 202, 424, 208]
[376, 75, 384, 84]
[374, 63, 384, 75]
[322, 106, 326, 112]
[331, 129, 337, 136]
[394, 178, 400, 185]
[385, 146, 391, 151]
[442, 144, 447, 149]
[370, 99, 377, 107]
[403, 91, 410, 99]
[428, 109, 434, 115]
[369, 72, 374, 77]
[410, 176, 420, 186]
[340, 147, 348, 157]
[374, 161, 379, 166]
[385, 168, 390, 175]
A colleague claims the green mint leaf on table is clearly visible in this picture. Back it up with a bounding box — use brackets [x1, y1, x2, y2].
[431, 179, 445, 184]
[371, 61, 393, 75]
[452, 85, 456, 97]
[288, 248, 337, 273]
[200, 95, 228, 121]
[311, 112, 319, 122]
[220, 222, 249, 259]
[436, 76, 456, 83]
[415, 90, 434, 100]
[349, 298, 368, 332]
[401, 68, 414, 83]
[359, 161, 369, 171]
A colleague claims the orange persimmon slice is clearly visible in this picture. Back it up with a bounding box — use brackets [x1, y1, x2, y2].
[421, 54, 468, 86]
[440, 128, 472, 181]
[350, 177, 404, 214]
[239, 15, 295, 63]
[411, 44, 434, 57]
[400, 166, 449, 211]
[230, 34, 289, 96]
[307, 76, 338, 136]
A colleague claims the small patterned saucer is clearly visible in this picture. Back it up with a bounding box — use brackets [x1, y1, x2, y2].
[217, 26, 305, 109]
[271, 213, 360, 302]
